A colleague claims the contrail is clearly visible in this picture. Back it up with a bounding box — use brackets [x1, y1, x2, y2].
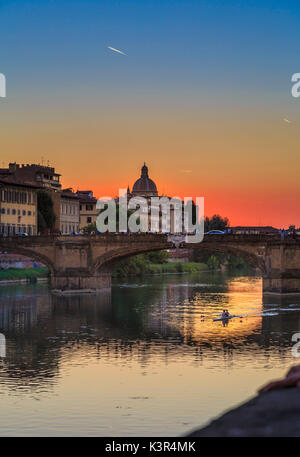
[107, 46, 127, 56]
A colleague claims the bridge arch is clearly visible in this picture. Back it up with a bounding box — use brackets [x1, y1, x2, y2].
[92, 243, 170, 274]
[92, 240, 267, 276]
[0, 246, 56, 276]
[188, 243, 267, 275]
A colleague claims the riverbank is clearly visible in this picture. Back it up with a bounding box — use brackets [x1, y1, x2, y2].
[112, 261, 208, 277]
[0, 263, 210, 284]
[187, 386, 300, 437]
[0, 267, 49, 284]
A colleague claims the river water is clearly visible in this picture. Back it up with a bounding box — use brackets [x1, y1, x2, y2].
[0, 271, 299, 436]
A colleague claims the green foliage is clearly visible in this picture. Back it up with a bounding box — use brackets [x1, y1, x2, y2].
[192, 249, 252, 270]
[112, 250, 207, 277]
[37, 190, 56, 231]
[191, 214, 252, 270]
[82, 222, 97, 234]
[0, 267, 49, 281]
[207, 255, 220, 270]
[143, 250, 169, 264]
[226, 255, 252, 270]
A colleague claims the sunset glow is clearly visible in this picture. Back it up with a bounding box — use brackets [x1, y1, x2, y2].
[1, 1, 299, 227]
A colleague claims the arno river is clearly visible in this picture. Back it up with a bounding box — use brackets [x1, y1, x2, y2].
[0, 271, 299, 436]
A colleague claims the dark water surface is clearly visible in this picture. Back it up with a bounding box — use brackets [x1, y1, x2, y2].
[0, 271, 299, 436]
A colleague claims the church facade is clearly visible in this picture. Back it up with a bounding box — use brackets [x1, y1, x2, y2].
[125, 163, 182, 234]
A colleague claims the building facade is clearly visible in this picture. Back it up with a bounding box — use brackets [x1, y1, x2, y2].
[0, 162, 62, 232]
[60, 188, 80, 234]
[230, 226, 278, 235]
[76, 190, 99, 229]
[0, 179, 38, 236]
[0, 162, 61, 190]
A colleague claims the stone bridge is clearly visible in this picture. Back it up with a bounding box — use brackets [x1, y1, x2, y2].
[0, 233, 300, 294]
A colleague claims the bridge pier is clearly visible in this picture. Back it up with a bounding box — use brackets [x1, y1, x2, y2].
[263, 277, 300, 295]
[263, 243, 300, 294]
[51, 272, 112, 294]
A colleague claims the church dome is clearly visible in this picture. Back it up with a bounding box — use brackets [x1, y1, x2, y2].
[131, 163, 158, 197]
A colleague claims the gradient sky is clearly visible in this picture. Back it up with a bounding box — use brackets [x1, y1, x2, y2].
[1, 0, 300, 226]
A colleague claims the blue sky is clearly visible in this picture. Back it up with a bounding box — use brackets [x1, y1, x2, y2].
[1, 0, 300, 94]
[1, 0, 300, 226]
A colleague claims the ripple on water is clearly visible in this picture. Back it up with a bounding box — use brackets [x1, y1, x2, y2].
[0, 275, 297, 436]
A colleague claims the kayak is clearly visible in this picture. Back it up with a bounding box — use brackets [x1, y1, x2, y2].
[213, 315, 236, 322]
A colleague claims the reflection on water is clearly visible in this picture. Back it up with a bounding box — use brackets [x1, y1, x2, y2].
[0, 271, 300, 436]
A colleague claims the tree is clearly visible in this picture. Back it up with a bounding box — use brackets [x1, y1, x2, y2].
[37, 190, 56, 232]
[192, 214, 229, 264]
[144, 250, 169, 264]
[207, 255, 220, 270]
[204, 214, 229, 232]
[82, 222, 97, 234]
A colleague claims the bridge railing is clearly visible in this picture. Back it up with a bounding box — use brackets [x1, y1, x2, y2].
[1, 232, 299, 247]
[0, 232, 170, 245]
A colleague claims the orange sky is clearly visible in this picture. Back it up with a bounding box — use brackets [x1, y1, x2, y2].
[1, 1, 300, 227]
[1, 98, 299, 228]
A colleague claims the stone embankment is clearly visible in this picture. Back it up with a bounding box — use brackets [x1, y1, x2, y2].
[188, 388, 300, 437]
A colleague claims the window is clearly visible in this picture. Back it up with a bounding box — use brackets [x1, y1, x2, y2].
[12, 209, 16, 215]
[28, 211, 31, 216]
[7, 208, 10, 215]
[1, 208, 5, 214]
[87, 217, 92, 223]
[86, 204, 93, 211]
[22, 210, 26, 216]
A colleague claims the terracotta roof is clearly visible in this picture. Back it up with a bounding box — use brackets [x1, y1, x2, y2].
[76, 190, 97, 203]
[61, 189, 79, 199]
[78, 197, 97, 203]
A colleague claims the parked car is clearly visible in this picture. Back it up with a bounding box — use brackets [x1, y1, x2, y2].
[16, 233, 29, 237]
[205, 230, 225, 235]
